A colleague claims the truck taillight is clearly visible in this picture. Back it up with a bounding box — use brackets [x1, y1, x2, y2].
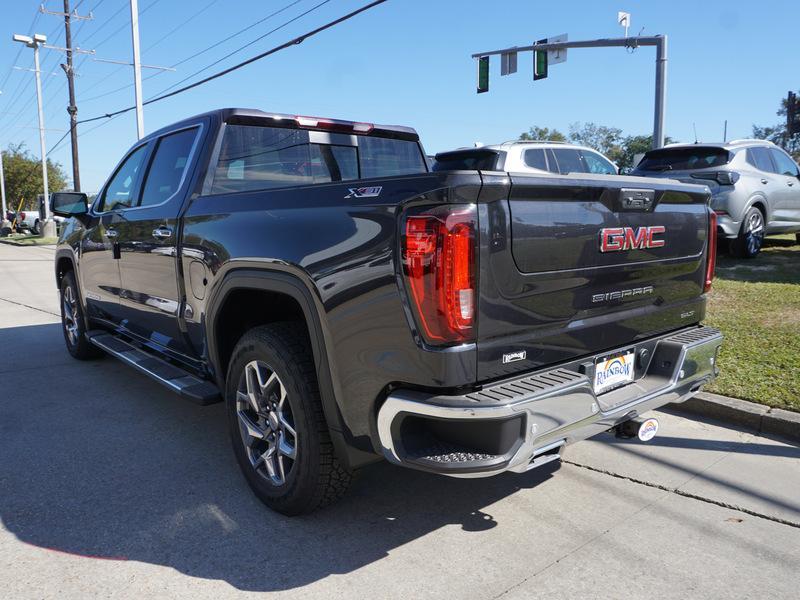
[402, 205, 477, 345]
[704, 210, 717, 293]
[19, 212, 26, 220]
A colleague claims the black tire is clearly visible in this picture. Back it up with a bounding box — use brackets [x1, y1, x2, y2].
[32, 220, 40, 235]
[729, 206, 765, 258]
[225, 322, 352, 515]
[59, 271, 103, 360]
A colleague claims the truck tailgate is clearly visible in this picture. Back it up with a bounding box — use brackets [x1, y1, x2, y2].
[476, 172, 712, 382]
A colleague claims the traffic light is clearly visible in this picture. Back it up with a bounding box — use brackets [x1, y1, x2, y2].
[477, 56, 489, 93]
[534, 38, 548, 80]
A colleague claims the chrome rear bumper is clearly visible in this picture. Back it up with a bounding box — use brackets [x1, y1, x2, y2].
[377, 326, 723, 478]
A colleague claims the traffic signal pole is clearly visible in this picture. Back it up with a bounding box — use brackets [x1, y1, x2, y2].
[472, 35, 668, 149]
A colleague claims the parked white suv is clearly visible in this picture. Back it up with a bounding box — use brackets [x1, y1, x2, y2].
[432, 141, 619, 176]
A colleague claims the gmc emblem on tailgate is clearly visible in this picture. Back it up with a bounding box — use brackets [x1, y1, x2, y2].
[599, 226, 665, 252]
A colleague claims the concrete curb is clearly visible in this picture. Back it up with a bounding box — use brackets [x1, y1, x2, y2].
[0, 237, 57, 247]
[669, 391, 800, 444]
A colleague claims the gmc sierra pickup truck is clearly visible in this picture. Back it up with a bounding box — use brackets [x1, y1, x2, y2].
[51, 108, 723, 515]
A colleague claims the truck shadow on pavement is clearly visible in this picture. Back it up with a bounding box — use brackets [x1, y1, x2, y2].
[0, 322, 559, 592]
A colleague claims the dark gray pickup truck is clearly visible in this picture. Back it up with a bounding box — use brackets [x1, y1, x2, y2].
[51, 108, 723, 514]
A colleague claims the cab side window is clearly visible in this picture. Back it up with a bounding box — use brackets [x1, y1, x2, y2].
[97, 145, 148, 212]
[139, 128, 199, 207]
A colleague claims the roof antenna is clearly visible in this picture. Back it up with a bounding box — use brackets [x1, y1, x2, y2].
[723, 119, 728, 142]
[693, 122, 698, 144]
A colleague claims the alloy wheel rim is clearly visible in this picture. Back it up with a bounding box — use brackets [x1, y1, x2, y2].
[62, 286, 79, 346]
[236, 360, 297, 486]
[745, 210, 764, 255]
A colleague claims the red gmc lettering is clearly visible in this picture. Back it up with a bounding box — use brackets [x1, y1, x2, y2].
[646, 225, 666, 248]
[623, 227, 648, 249]
[600, 226, 666, 252]
[600, 228, 625, 252]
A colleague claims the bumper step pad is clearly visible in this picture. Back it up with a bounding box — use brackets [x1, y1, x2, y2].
[408, 440, 498, 464]
[86, 330, 221, 405]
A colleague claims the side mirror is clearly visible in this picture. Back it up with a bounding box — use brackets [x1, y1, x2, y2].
[50, 192, 88, 218]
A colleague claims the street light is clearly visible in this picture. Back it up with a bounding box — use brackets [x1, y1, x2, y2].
[12, 32, 53, 228]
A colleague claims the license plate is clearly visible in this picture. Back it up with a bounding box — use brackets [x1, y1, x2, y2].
[594, 351, 635, 394]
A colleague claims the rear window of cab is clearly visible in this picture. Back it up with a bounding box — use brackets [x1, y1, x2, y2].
[210, 124, 426, 194]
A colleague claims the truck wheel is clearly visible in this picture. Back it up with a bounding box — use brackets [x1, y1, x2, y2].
[729, 206, 764, 258]
[225, 323, 352, 515]
[59, 272, 103, 360]
[32, 220, 40, 235]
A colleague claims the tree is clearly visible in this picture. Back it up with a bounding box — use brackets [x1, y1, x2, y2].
[752, 91, 799, 160]
[519, 126, 566, 142]
[1, 143, 68, 211]
[568, 122, 623, 158]
[615, 134, 673, 172]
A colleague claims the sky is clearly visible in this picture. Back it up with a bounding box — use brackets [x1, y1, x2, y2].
[0, 0, 796, 192]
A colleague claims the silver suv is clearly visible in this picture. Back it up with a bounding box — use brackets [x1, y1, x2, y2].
[433, 140, 619, 176]
[632, 140, 800, 258]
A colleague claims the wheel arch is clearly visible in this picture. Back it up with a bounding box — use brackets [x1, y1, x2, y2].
[745, 194, 769, 224]
[205, 268, 372, 470]
[55, 249, 76, 284]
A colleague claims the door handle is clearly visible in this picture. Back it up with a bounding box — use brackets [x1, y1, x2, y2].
[152, 226, 173, 239]
[105, 228, 118, 238]
[788, 180, 795, 187]
[761, 178, 768, 185]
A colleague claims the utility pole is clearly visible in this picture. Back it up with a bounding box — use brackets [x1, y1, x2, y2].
[472, 35, 669, 149]
[0, 146, 7, 219]
[40, 1, 94, 192]
[130, 0, 145, 139]
[13, 33, 50, 222]
[92, 0, 174, 138]
[63, 0, 81, 191]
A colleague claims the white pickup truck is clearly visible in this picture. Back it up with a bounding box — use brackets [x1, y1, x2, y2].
[14, 208, 43, 234]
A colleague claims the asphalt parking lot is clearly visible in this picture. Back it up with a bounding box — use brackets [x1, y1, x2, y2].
[1, 243, 798, 599]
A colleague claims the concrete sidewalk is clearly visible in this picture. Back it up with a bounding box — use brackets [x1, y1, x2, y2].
[1, 244, 798, 599]
[0, 242, 59, 316]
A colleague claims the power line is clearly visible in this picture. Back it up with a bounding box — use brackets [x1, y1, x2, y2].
[93, 0, 381, 122]
[0, 16, 68, 134]
[0, 7, 41, 92]
[78, 0, 220, 101]
[0, 7, 79, 138]
[151, 0, 332, 99]
[79, 0, 303, 103]
[0, 1, 103, 141]
[49, 0, 389, 151]
[90, 0, 160, 51]
[78, 0, 129, 45]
